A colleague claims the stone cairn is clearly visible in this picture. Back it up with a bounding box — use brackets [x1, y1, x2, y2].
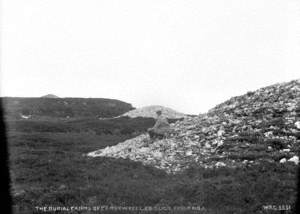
[88, 80, 300, 173]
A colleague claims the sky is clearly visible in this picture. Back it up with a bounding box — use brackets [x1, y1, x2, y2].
[1, 0, 300, 114]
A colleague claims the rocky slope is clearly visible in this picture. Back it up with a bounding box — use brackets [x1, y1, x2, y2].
[88, 80, 300, 173]
[120, 105, 186, 119]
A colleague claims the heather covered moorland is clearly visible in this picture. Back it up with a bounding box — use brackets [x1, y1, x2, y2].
[5, 80, 300, 214]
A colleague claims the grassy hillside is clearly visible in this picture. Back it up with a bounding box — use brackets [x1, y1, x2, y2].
[9, 130, 298, 214]
[6, 117, 155, 136]
[3, 83, 299, 214]
[2, 97, 134, 119]
[7, 117, 298, 214]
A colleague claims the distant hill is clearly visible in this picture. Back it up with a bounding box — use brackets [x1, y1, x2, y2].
[41, 94, 60, 98]
[2, 97, 134, 119]
[121, 105, 186, 119]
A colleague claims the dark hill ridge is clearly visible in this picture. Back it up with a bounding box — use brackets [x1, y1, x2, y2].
[88, 79, 300, 173]
[2, 97, 134, 119]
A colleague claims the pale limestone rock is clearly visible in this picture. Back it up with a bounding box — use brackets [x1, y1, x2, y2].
[279, 158, 287, 163]
[215, 162, 226, 167]
[295, 121, 300, 129]
[288, 156, 299, 165]
[185, 150, 193, 156]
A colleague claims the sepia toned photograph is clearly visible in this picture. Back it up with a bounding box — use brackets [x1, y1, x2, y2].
[1, 0, 300, 213]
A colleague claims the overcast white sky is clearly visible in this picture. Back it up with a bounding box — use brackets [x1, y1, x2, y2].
[1, 0, 300, 114]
